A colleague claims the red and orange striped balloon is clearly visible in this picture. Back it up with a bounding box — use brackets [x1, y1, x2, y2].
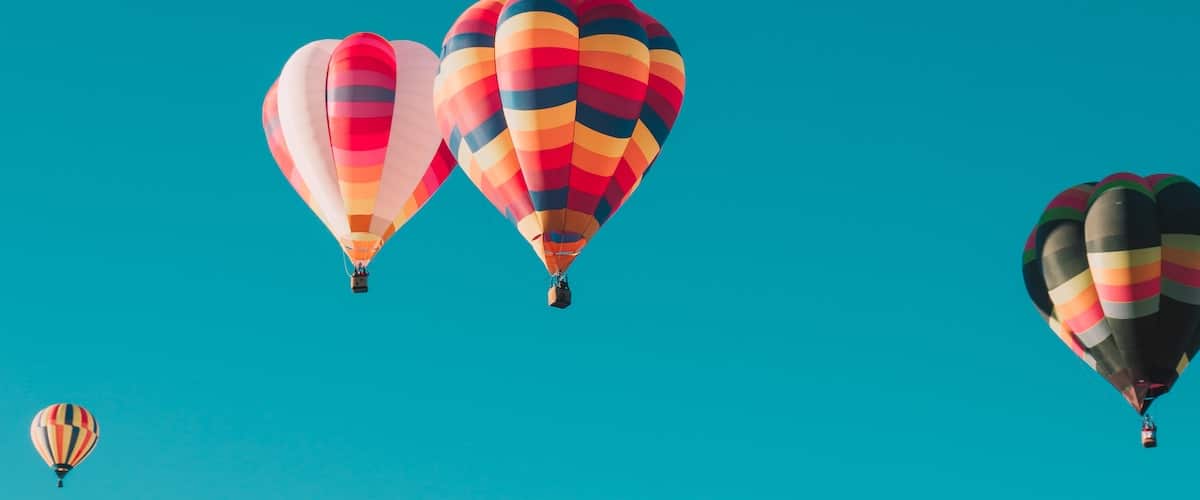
[434, 0, 686, 285]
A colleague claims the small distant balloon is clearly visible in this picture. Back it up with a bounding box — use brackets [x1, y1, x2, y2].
[31, 403, 100, 487]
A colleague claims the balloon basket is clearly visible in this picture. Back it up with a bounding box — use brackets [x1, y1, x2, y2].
[1142, 426, 1157, 448]
[548, 283, 571, 309]
[351, 272, 368, 294]
[1141, 415, 1158, 448]
[55, 465, 70, 488]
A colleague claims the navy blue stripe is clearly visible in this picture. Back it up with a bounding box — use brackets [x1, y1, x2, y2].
[640, 101, 671, 145]
[648, 36, 680, 53]
[500, 0, 577, 24]
[501, 83, 577, 110]
[464, 110, 509, 151]
[82, 439, 97, 462]
[581, 18, 647, 41]
[577, 103, 637, 138]
[595, 197, 614, 226]
[64, 404, 74, 424]
[530, 187, 569, 211]
[64, 427, 80, 464]
[443, 33, 495, 55]
[328, 85, 395, 103]
[40, 428, 57, 463]
[448, 127, 464, 153]
[547, 230, 584, 243]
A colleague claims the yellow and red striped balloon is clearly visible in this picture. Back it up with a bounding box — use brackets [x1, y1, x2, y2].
[434, 0, 686, 283]
[30, 403, 100, 488]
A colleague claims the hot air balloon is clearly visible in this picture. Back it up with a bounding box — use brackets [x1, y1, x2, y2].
[30, 403, 99, 487]
[1023, 173, 1200, 447]
[264, 33, 457, 293]
[434, 0, 686, 308]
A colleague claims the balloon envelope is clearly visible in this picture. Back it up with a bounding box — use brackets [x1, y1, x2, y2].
[1023, 173, 1200, 413]
[434, 0, 686, 275]
[30, 403, 99, 485]
[264, 33, 456, 269]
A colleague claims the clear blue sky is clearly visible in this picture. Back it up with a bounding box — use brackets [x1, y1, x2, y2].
[2, 1, 1199, 499]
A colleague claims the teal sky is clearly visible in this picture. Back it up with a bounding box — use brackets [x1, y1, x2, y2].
[2, 1, 1199, 498]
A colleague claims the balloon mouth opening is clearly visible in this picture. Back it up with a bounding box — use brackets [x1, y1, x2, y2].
[1129, 379, 1171, 414]
[54, 465, 72, 478]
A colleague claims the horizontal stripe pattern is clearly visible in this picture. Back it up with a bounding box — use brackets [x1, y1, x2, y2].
[1088, 248, 1162, 312]
[1152, 175, 1200, 381]
[265, 34, 454, 270]
[435, 0, 684, 275]
[1025, 184, 1103, 368]
[1024, 172, 1200, 413]
[1047, 271, 1109, 345]
[327, 33, 398, 263]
